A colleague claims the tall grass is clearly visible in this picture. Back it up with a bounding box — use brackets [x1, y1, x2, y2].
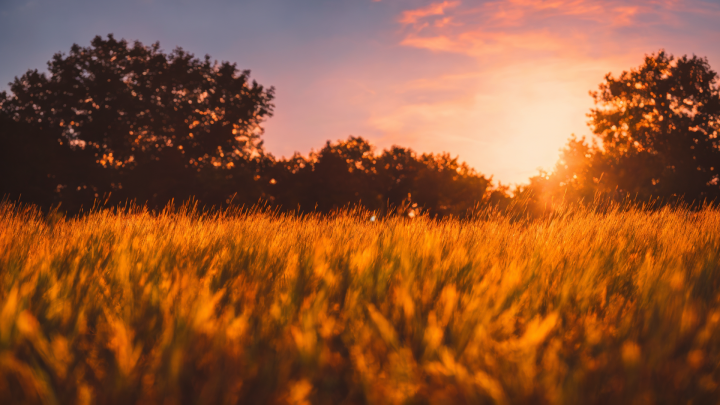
[1, 203, 719, 404]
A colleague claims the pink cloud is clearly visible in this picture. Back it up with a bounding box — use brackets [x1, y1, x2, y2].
[398, 0, 717, 58]
[398, 1, 460, 25]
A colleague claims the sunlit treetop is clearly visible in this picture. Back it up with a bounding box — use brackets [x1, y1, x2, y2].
[590, 50, 720, 156]
[518, 51, 720, 206]
[588, 50, 720, 197]
[0, 34, 275, 170]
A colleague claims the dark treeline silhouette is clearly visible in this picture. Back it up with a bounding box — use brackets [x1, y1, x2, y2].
[264, 137, 510, 217]
[2, 36, 719, 217]
[0, 34, 273, 213]
[0, 35, 509, 217]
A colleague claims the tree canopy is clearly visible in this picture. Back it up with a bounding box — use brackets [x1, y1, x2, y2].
[10, 34, 274, 165]
[1, 34, 274, 209]
[521, 50, 720, 209]
[265, 136, 507, 217]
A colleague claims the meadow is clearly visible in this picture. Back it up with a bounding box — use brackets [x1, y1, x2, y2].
[1, 202, 719, 404]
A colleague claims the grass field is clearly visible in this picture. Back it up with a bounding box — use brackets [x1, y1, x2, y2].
[1, 203, 719, 404]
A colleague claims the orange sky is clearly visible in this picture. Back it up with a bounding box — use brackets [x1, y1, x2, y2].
[2, 0, 720, 184]
[256, 0, 720, 184]
[260, 0, 720, 184]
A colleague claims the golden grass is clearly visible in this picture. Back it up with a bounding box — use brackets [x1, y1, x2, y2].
[1, 203, 719, 404]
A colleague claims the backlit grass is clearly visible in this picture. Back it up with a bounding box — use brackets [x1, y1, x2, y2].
[1, 203, 719, 404]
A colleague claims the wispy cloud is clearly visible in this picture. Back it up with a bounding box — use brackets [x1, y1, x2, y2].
[398, 1, 460, 25]
[398, 0, 717, 57]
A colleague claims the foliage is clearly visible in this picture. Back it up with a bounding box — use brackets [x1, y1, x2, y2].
[590, 51, 720, 197]
[0, 34, 275, 210]
[1, 203, 720, 404]
[526, 51, 720, 207]
[265, 137, 508, 218]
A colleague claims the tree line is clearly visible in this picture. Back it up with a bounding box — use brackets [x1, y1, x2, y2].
[1, 35, 719, 217]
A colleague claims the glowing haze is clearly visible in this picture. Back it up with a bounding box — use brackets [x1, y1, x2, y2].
[1, 0, 719, 184]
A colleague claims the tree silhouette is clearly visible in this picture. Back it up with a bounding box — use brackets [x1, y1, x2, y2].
[523, 50, 720, 209]
[1, 34, 274, 210]
[264, 136, 505, 217]
[590, 50, 720, 200]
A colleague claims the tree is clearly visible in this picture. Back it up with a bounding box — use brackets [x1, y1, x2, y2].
[264, 136, 506, 217]
[591, 50, 720, 200]
[525, 51, 720, 208]
[1, 34, 274, 210]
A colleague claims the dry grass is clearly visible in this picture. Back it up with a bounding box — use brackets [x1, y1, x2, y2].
[1, 203, 719, 404]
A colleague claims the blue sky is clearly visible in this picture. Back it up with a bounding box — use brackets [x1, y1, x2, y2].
[2, 0, 719, 184]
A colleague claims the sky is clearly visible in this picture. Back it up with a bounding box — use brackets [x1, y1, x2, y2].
[1, 0, 719, 185]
